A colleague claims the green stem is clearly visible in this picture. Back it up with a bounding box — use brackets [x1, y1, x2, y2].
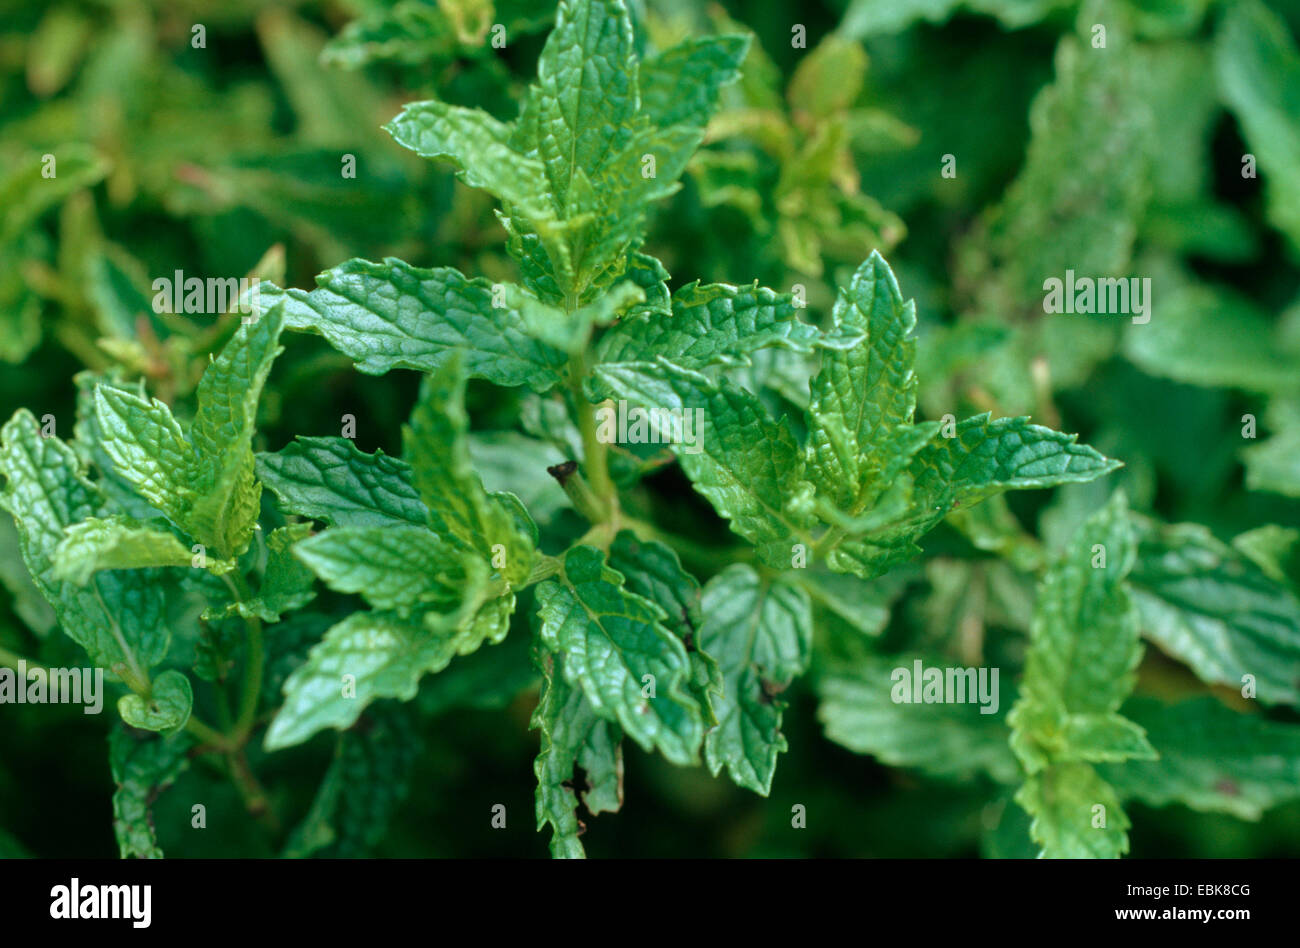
[549, 462, 607, 524]
[226, 749, 280, 833]
[812, 525, 846, 562]
[230, 574, 265, 742]
[526, 555, 562, 586]
[574, 393, 615, 518]
[185, 715, 232, 751]
[217, 572, 265, 744]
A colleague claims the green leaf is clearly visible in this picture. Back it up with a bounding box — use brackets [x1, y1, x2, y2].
[52, 516, 195, 585]
[224, 523, 317, 622]
[700, 564, 811, 794]
[385, 100, 554, 221]
[1010, 493, 1153, 772]
[788, 34, 869, 120]
[92, 305, 286, 558]
[0, 145, 109, 244]
[824, 413, 1119, 581]
[961, 25, 1153, 312]
[806, 251, 921, 510]
[519, 0, 639, 215]
[607, 531, 703, 638]
[92, 387, 195, 533]
[283, 703, 420, 858]
[185, 304, 285, 558]
[506, 279, 644, 353]
[639, 34, 750, 130]
[531, 649, 624, 858]
[293, 524, 487, 615]
[258, 259, 568, 389]
[594, 280, 860, 374]
[607, 530, 721, 723]
[1244, 426, 1300, 499]
[1122, 284, 1298, 393]
[1100, 697, 1300, 820]
[594, 359, 816, 566]
[467, 431, 570, 527]
[1128, 516, 1300, 706]
[817, 652, 1019, 783]
[257, 436, 428, 528]
[1216, 0, 1300, 255]
[117, 670, 193, 734]
[265, 606, 495, 750]
[0, 411, 169, 674]
[534, 545, 704, 765]
[404, 356, 536, 585]
[1016, 762, 1130, 858]
[911, 414, 1123, 508]
[108, 727, 191, 858]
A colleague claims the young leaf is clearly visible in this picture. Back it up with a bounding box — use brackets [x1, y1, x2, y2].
[92, 387, 196, 532]
[1016, 762, 1130, 859]
[93, 304, 286, 558]
[385, 101, 555, 221]
[594, 280, 861, 373]
[910, 413, 1122, 508]
[52, 516, 196, 585]
[185, 304, 286, 558]
[806, 251, 921, 510]
[594, 359, 817, 566]
[405, 356, 537, 585]
[117, 669, 194, 734]
[639, 35, 751, 130]
[700, 564, 812, 794]
[519, 0, 639, 215]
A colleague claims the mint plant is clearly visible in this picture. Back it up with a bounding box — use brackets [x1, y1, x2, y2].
[4, 0, 1300, 861]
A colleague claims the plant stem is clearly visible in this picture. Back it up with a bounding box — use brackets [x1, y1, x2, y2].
[226, 748, 280, 833]
[574, 393, 615, 518]
[229, 573, 265, 743]
[812, 524, 846, 562]
[216, 571, 266, 745]
[548, 461, 607, 524]
[185, 715, 232, 751]
[526, 555, 562, 586]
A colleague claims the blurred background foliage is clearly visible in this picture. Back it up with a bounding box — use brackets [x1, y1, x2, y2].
[2, 0, 1299, 857]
